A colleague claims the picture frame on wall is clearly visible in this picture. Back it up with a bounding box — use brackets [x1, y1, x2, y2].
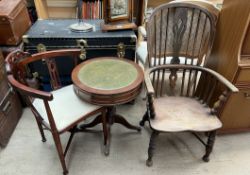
[101, 0, 137, 31]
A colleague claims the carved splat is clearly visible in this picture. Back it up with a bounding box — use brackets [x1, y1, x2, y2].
[169, 68, 178, 89]
[171, 8, 188, 64]
[45, 58, 61, 90]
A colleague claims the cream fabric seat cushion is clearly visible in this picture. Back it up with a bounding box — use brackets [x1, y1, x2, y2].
[33, 85, 101, 132]
[150, 97, 222, 132]
[136, 42, 198, 65]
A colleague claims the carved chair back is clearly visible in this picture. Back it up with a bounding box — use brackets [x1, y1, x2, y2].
[6, 49, 81, 90]
[146, 1, 218, 67]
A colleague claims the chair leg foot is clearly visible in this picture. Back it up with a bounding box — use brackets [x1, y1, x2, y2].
[139, 111, 148, 127]
[34, 116, 47, 142]
[146, 158, 153, 167]
[202, 131, 216, 162]
[63, 170, 69, 175]
[146, 130, 159, 167]
[104, 145, 110, 156]
[202, 155, 210, 162]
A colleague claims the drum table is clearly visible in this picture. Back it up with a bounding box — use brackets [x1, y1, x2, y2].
[71, 57, 144, 154]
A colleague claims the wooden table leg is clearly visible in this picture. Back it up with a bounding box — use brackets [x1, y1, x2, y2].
[79, 106, 141, 155]
[113, 114, 141, 131]
[79, 114, 102, 129]
[80, 106, 140, 131]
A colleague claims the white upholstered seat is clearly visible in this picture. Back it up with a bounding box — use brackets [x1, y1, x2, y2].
[150, 97, 222, 132]
[33, 84, 101, 132]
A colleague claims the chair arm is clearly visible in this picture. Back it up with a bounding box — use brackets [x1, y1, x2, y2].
[144, 69, 155, 95]
[201, 67, 238, 93]
[8, 75, 53, 101]
[147, 64, 238, 93]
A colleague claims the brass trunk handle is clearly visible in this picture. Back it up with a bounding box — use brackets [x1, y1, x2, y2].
[117, 42, 125, 58]
[77, 39, 88, 60]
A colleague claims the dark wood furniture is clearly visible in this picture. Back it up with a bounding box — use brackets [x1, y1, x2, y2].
[0, 50, 22, 147]
[72, 57, 144, 155]
[23, 19, 137, 60]
[6, 49, 107, 175]
[23, 19, 137, 89]
[142, 64, 238, 166]
[101, 0, 137, 31]
[0, 0, 31, 45]
[205, 0, 250, 133]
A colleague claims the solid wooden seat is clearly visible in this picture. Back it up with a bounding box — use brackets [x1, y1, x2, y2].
[33, 84, 101, 132]
[151, 97, 222, 132]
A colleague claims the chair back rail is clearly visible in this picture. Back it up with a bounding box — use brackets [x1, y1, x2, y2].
[147, 2, 218, 68]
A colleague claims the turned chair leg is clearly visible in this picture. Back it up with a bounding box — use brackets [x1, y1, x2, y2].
[202, 130, 217, 162]
[140, 111, 149, 127]
[34, 117, 47, 142]
[146, 130, 159, 167]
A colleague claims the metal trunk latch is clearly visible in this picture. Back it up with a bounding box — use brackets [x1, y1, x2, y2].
[37, 43, 47, 53]
[77, 39, 88, 60]
[117, 42, 126, 58]
[36, 43, 47, 65]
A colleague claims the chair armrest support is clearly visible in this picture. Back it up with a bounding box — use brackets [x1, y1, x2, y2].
[147, 64, 238, 93]
[144, 69, 155, 95]
[8, 75, 53, 101]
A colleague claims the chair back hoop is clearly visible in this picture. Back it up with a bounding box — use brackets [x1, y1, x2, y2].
[146, 1, 219, 68]
[6, 49, 82, 90]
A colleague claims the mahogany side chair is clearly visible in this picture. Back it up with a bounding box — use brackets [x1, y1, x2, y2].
[5, 49, 108, 175]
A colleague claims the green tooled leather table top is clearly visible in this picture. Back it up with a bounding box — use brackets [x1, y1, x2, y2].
[78, 59, 138, 90]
